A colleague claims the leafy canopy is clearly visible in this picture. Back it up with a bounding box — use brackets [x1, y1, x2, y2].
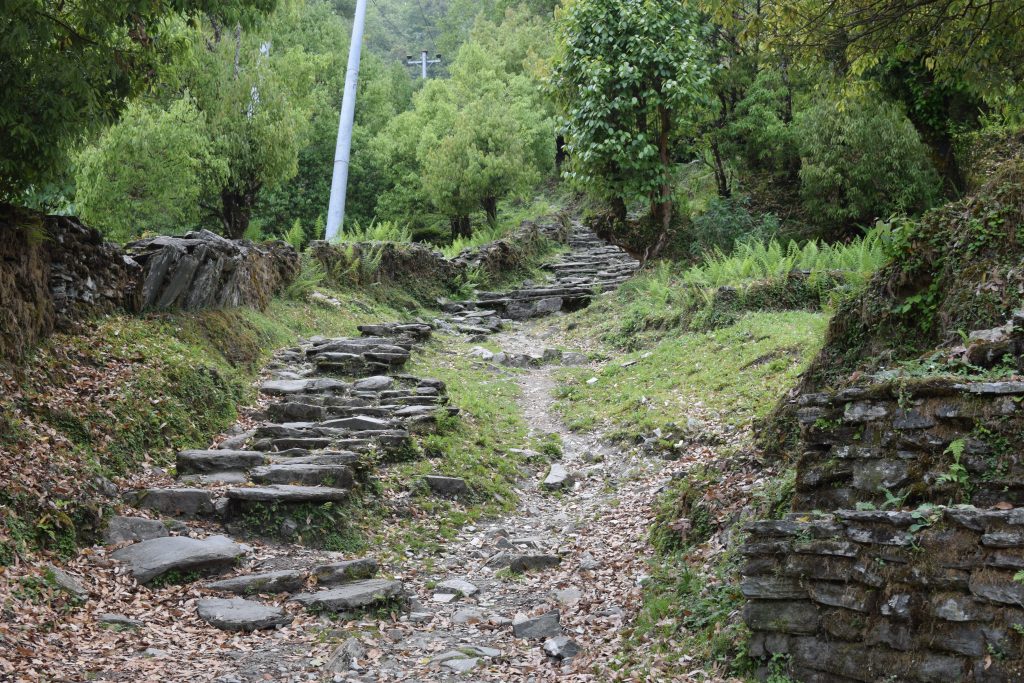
[0, 0, 275, 200]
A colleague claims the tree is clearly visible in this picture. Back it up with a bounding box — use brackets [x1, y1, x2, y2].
[75, 96, 226, 241]
[0, 0, 275, 202]
[370, 36, 553, 240]
[770, 0, 1024, 100]
[418, 43, 553, 235]
[550, 0, 710, 233]
[171, 4, 315, 238]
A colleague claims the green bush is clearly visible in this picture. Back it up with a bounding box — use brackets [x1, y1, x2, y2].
[688, 196, 781, 258]
[796, 93, 940, 231]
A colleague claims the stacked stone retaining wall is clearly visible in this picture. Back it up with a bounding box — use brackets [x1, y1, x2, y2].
[794, 379, 1024, 511]
[1, 206, 298, 360]
[744, 508, 1024, 682]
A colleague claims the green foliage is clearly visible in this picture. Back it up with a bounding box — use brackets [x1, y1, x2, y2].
[685, 222, 894, 290]
[374, 38, 554, 238]
[687, 196, 780, 258]
[75, 96, 226, 241]
[0, 0, 274, 201]
[333, 220, 413, 244]
[550, 0, 710, 226]
[796, 92, 941, 230]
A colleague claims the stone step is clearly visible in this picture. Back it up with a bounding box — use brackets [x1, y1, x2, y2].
[176, 450, 267, 475]
[197, 597, 293, 631]
[250, 463, 355, 488]
[291, 578, 404, 612]
[126, 488, 215, 519]
[207, 569, 308, 595]
[260, 378, 348, 396]
[225, 484, 350, 506]
[313, 558, 378, 585]
[110, 534, 244, 584]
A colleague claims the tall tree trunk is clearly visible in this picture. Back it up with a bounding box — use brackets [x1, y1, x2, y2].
[450, 215, 471, 239]
[655, 105, 673, 235]
[220, 184, 259, 240]
[610, 196, 627, 223]
[481, 196, 498, 226]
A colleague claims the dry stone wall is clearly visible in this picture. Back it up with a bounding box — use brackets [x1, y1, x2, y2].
[1, 207, 298, 360]
[744, 316, 1024, 680]
[744, 509, 1024, 682]
[794, 378, 1024, 511]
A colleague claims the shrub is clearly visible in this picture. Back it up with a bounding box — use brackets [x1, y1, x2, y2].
[796, 93, 940, 231]
[688, 196, 781, 258]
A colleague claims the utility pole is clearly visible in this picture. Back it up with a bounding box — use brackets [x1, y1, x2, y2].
[406, 50, 442, 79]
[325, 0, 368, 241]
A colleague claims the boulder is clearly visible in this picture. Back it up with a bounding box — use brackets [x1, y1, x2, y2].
[424, 475, 470, 498]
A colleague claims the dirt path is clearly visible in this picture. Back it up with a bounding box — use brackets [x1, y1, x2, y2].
[332, 319, 675, 682]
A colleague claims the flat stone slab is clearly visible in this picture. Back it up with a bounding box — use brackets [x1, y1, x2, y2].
[111, 535, 244, 584]
[197, 597, 293, 631]
[542, 463, 572, 490]
[314, 558, 378, 585]
[512, 610, 561, 639]
[320, 415, 393, 431]
[353, 376, 393, 391]
[260, 378, 348, 396]
[176, 450, 266, 474]
[127, 488, 215, 519]
[207, 569, 307, 595]
[103, 516, 169, 545]
[226, 485, 349, 504]
[291, 578, 404, 612]
[250, 464, 354, 488]
[437, 578, 479, 596]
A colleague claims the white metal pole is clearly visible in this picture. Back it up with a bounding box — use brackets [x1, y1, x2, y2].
[421, 50, 428, 79]
[325, 0, 368, 241]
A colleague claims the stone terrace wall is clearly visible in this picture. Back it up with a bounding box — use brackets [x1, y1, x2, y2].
[794, 378, 1024, 511]
[1, 207, 298, 361]
[309, 218, 569, 300]
[743, 509, 1024, 682]
[126, 230, 298, 311]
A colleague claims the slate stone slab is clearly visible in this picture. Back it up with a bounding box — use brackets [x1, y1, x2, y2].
[103, 516, 169, 545]
[249, 464, 354, 488]
[512, 610, 561, 638]
[127, 488, 215, 519]
[197, 597, 293, 631]
[509, 554, 561, 573]
[207, 569, 307, 595]
[176, 449, 266, 474]
[314, 558, 378, 585]
[291, 578, 404, 611]
[111, 535, 244, 584]
[225, 485, 349, 504]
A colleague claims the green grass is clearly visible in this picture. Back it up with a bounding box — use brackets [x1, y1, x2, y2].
[369, 335, 537, 560]
[561, 225, 889, 351]
[555, 311, 829, 441]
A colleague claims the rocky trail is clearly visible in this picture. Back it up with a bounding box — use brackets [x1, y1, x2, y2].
[7, 226, 681, 682]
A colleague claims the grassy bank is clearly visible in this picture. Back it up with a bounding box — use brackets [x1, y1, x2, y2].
[0, 284, 410, 564]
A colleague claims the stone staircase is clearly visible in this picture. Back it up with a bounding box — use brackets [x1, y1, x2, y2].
[100, 225, 642, 636]
[443, 225, 640, 321]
